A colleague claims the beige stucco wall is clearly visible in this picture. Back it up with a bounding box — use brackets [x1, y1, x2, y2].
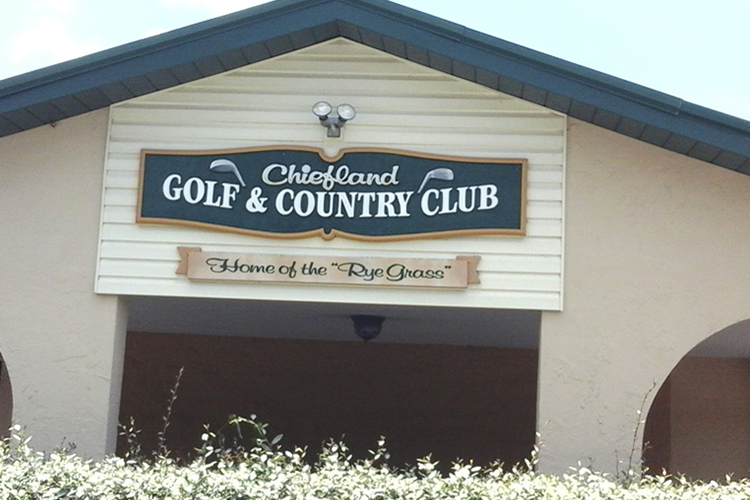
[0, 110, 127, 457]
[537, 119, 750, 474]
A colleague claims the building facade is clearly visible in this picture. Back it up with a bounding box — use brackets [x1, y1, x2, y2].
[1, 0, 749, 480]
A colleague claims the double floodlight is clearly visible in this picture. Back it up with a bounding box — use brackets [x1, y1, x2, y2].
[312, 101, 356, 137]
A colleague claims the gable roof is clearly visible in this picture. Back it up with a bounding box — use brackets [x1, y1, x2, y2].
[1, 0, 749, 174]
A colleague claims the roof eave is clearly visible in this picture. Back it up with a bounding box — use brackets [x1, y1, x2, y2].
[0, 0, 748, 174]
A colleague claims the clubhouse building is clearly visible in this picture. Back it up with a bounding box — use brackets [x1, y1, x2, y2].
[1, 0, 749, 480]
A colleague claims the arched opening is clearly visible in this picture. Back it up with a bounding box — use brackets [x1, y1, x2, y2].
[0, 352, 13, 439]
[117, 296, 541, 468]
[643, 319, 750, 481]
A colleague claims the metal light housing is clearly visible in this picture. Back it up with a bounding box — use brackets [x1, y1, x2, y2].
[336, 103, 356, 122]
[312, 101, 356, 137]
[312, 101, 333, 120]
[351, 314, 384, 342]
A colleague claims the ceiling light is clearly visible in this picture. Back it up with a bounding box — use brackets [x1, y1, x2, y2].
[351, 314, 384, 343]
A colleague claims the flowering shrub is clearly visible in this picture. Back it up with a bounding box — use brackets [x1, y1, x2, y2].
[0, 423, 748, 500]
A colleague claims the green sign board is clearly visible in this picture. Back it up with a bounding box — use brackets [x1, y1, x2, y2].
[137, 147, 526, 241]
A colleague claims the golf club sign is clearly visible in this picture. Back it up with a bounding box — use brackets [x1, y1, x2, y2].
[138, 147, 526, 240]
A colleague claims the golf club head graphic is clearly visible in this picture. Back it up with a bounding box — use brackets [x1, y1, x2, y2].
[209, 158, 247, 187]
[417, 167, 454, 193]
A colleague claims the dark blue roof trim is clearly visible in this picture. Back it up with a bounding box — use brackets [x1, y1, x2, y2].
[1, 0, 749, 174]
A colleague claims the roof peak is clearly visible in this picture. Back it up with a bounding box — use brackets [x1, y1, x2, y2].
[1, 0, 748, 173]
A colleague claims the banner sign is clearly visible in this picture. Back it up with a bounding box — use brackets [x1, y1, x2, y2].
[176, 247, 480, 289]
[138, 147, 526, 241]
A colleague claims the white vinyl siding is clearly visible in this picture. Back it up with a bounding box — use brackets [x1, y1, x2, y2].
[97, 38, 566, 310]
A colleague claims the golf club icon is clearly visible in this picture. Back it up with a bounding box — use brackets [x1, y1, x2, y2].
[209, 158, 246, 187]
[417, 167, 454, 193]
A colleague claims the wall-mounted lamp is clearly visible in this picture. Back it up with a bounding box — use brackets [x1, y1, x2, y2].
[313, 101, 356, 137]
[351, 314, 384, 343]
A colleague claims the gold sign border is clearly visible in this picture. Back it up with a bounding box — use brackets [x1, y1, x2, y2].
[137, 146, 528, 242]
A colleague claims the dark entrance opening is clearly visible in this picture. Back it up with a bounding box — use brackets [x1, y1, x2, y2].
[0, 354, 11, 440]
[643, 319, 750, 481]
[118, 297, 540, 468]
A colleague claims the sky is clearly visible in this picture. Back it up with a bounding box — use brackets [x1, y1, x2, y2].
[2, 0, 749, 121]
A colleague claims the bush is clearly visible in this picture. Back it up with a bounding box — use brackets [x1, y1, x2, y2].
[0, 422, 748, 500]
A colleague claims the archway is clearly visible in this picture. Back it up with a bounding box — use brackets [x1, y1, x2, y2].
[643, 319, 750, 480]
[0, 352, 13, 439]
